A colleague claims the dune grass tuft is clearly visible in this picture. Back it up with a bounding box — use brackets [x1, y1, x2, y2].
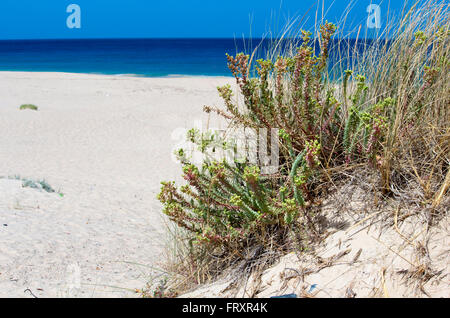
[19, 104, 39, 111]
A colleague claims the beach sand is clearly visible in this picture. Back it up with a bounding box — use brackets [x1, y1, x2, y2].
[0, 71, 233, 297]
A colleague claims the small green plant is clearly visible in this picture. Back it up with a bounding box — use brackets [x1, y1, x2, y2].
[2, 175, 64, 196]
[19, 104, 38, 111]
[17, 177, 63, 196]
[21, 178, 56, 193]
[158, 150, 292, 251]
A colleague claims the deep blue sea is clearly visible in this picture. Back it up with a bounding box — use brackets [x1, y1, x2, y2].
[0, 38, 378, 77]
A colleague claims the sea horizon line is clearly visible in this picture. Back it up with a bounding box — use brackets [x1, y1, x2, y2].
[0, 36, 390, 42]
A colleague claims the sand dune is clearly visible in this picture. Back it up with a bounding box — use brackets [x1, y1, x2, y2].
[0, 72, 233, 297]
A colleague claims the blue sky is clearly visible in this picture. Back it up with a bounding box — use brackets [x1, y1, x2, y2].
[0, 0, 421, 40]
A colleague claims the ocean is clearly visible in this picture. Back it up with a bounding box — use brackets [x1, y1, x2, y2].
[0, 38, 378, 77]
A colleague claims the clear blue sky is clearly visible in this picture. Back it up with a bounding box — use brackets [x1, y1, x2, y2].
[0, 0, 423, 40]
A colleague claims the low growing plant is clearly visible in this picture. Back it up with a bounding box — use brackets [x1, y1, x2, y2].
[19, 104, 38, 111]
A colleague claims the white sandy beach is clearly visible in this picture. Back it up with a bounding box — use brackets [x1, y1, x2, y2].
[0, 71, 233, 297]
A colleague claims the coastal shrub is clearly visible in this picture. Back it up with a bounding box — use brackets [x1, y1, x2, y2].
[158, 22, 342, 255]
[159, 20, 448, 249]
[19, 104, 38, 111]
[156, 0, 449, 293]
